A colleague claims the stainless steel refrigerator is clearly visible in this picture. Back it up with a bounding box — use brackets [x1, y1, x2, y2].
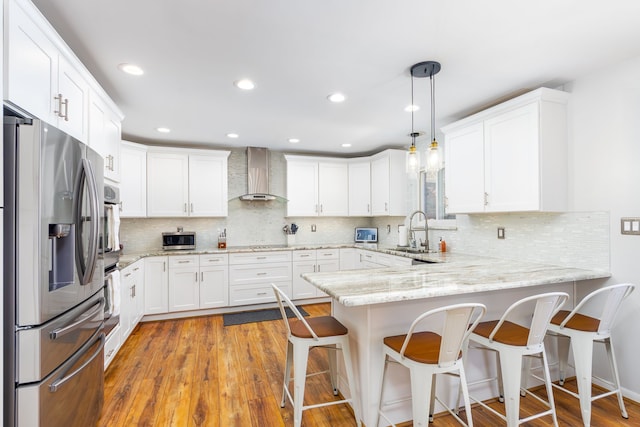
[3, 112, 105, 427]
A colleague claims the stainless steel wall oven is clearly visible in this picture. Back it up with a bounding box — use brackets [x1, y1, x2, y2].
[103, 184, 121, 337]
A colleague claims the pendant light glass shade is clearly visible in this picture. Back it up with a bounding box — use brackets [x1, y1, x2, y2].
[406, 136, 420, 174]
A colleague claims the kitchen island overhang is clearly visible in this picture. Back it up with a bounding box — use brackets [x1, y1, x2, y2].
[301, 254, 610, 426]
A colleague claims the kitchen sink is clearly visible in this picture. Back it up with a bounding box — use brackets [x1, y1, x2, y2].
[393, 247, 438, 254]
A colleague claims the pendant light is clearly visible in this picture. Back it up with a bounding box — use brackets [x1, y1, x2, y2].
[410, 61, 441, 174]
[406, 70, 420, 174]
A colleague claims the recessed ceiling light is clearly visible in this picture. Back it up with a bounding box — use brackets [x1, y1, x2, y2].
[341, 143, 352, 148]
[288, 138, 300, 144]
[327, 93, 346, 103]
[156, 127, 170, 133]
[234, 79, 255, 90]
[404, 104, 420, 112]
[118, 63, 144, 76]
[226, 133, 239, 139]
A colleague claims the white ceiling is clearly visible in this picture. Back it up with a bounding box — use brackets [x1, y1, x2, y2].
[32, 0, 640, 156]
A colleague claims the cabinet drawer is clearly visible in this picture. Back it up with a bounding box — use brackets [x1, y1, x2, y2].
[229, 251, 292, 265]
[316, 249, 339, 260]
[199, 254, 229, 266]
[169, 255, 199, 268]
[229, 262, 292, 286]
[292, 250, 315, 261]
[229, 282, 291, 306]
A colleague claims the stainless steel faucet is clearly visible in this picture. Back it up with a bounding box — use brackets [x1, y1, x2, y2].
[408, 210, 429, 252]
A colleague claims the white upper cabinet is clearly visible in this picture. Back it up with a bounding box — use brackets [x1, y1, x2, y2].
[348, 160, 371, 216]
[120, 141, 147, 217]
[189, 154, 228, 216]
[88, 93, 122, 182]
[4, 0, 124, 177]
[5, 0, 89, 141]
[285, 156, 348, 217]
[370, 149, 407, 216]
[147, 151, 190, 217]
[147, 148, 230, 217]
[443, 88, 570, 214]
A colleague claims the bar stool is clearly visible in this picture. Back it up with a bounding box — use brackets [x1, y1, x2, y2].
[545, 283, 636, 427]
[462, 292, 568, 427]
[377, 303, 487, 427]
[271, 284, 361, 427]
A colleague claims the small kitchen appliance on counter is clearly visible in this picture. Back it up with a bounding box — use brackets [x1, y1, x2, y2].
[162, 227, 196, 250]
[355, 227, 378, 243]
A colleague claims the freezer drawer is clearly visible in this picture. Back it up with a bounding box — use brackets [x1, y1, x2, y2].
[17, 330, 105, 427]
[17, 290, 104, 383]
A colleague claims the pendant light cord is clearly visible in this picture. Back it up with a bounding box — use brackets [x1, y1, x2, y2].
[411, 72, 415, 146]
[430, 72, 436, 142]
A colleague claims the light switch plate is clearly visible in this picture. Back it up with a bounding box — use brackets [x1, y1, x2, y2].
[497, 227, 505, 239]
[621, 217, 640, 235]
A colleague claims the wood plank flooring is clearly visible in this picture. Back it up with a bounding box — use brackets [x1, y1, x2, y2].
[99, 303, 640, 426]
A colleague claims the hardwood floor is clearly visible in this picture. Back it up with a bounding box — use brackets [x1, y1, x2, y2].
[99, 303, 639, 426]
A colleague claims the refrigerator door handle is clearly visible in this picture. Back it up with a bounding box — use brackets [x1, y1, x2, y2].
[49, 297, 105, 340]
[74, 158, 101, 285]
[49, 330, 105, 392]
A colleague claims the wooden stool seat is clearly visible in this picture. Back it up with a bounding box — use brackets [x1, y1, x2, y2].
[472, 320, 529, 346]
[550, 310, 599, 332]
[383, 331, 442, 364]
[290, 316, 348, 338]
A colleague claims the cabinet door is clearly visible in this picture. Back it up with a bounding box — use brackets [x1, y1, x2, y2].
[169, 267, 200, 312]
[57, 57, 88, 142]
[348, 161, 371, 216]
[484, 103, 539, 212]
[318, 162, 348, 216]
[370, 156, 390, 215]
[120, 142, 147, 217]
[147, 152, 189, 217]
[130, 263, 144, 326]
[292, 261, 317, 299]
[120, 266, 135, 339]
[189, 154, 227, 216]
[286, 160, 319, 216]
[104, 113, 122, 182]
[444, 122, 485, 213]
[6, 0, 58, 124]
[339, 248, 359, 271]
[199, 265, 229, 308]
[144, 257, 168, 314]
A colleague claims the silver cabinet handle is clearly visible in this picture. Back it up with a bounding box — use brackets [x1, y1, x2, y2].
[318, 265, 321, 272]
[484, 192, 489, 206]
[367, 203, 370, 213]
[163, 262, 166, 272]
[106, 349, 115, 358]
[320, 204, 323, 213]
[130, 285, 135, 298]
[124, 272, 132, 278]
[385, 202, 388, 212]
[177, 260, 190, 264]
[201, 272, 204, 281]
[184, 203, 187, 212]
[256, 256, 266, 260]
[190, 203, 194, 213]
[53, 94, 68, 120]
[323, 253, 333, 256]
[257, 272, 267, 276]
[315, 204, 318, 213]
[300, 254, 310, 257]
[314, 265, 317, 272]
[133, 267, 140, 271]
[195, 272, 198, 282]
[257, 292, 268, 296]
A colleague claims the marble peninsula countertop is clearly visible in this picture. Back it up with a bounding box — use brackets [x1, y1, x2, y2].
[301, 255, 611, 307]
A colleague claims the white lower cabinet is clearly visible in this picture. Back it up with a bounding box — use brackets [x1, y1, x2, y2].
[168, 255, 200, 312]
[199, 254, 229, 309]
[121, 261, 144, 341]
[356, 249, 412, 268]
[339, 248, 359, 271]
[292, 249, 338, 299]
[229, 251, 292, 306]
[144, 256, 169, 315]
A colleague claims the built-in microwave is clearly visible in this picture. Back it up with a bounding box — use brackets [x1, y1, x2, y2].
[162, 229, 196, 250]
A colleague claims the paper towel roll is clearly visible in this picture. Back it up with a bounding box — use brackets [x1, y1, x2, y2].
[398, 225, 408, 246]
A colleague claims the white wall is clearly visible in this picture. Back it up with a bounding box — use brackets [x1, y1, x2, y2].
[567, 55, 640, 400]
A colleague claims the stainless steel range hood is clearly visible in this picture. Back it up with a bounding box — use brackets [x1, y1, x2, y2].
[240, 147, 277, 201]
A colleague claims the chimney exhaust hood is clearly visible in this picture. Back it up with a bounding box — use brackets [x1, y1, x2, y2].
[240, 147, 278, 201]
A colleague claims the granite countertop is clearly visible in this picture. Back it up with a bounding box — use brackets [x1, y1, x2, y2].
[301, 256, 610, 307]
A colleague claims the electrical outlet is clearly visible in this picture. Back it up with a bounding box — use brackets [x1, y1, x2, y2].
[497, 227, 505, 239]
[311, 224, 316, 232]
[621, 218, 640, 235]
[386, 224, 391, 233]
